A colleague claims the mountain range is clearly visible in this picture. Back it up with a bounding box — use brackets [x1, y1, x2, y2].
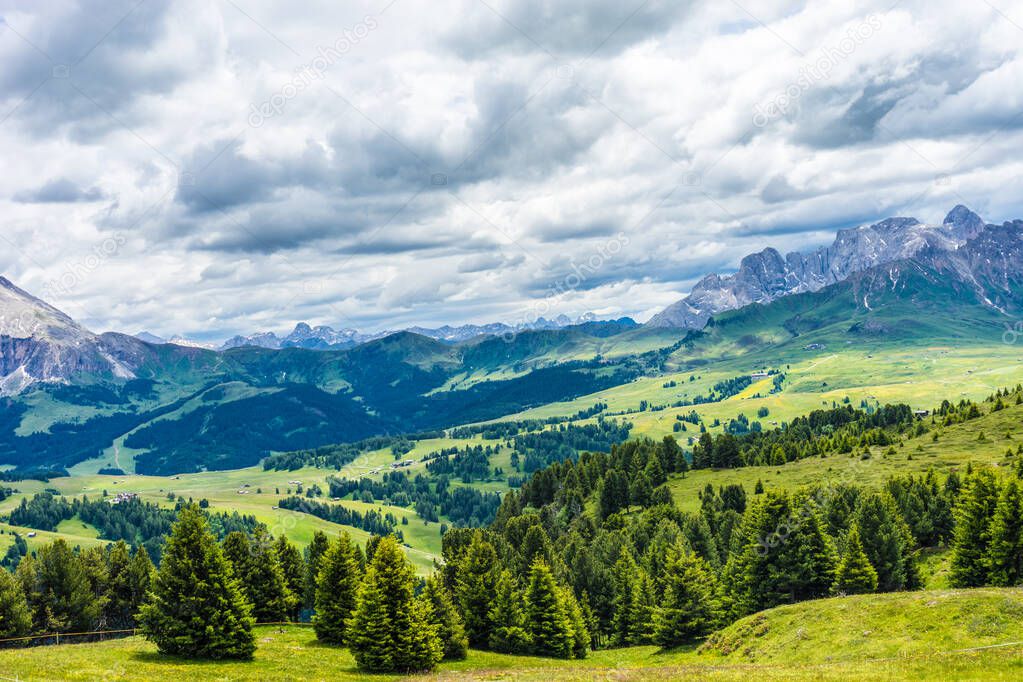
[0, 204, 1020, 475]
[2, 204, 1020, 400]
[647, 205, 1001, 327]
[138, 313, 613, 351]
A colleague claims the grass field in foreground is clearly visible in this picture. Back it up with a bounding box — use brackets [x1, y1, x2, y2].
[7, 589, 1023, 681]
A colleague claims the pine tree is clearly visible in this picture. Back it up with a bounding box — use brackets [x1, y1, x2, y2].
[561, 584, 590, 659]
[611, 551, 654, 645]
[242, 527, 296, 622]
[791, 499, 838, 600]
[30, 539, 103, 632]
[523, 559, 575, 659]
[347, 536, 442, 673]
[313, 531, 362, 644]
[653, 545, 721, 647]
[221, 531, 251, 575]
[855, 491, 917, 591]
[629, 572, 657, 644]
[599, 470, 631, 519]
[949, 470, 999, 587]
[987, 479, 1023, 586]
[79, 545, 111, 624]
[0, 566, 31, 638]
[610, 552, 637, 646]
[274, 535, 305, 621]
[14, 554, 38, 622]
[488, 569, 530, 653]
[422, 574, 468, 660]
[832, 525, 878, 595]
[520, 525, 552, 571]
[138, 504, 255, 659]
[454, 531, 499, 648]
[303, 530, 330, 610]
[105, 541, 154, 628]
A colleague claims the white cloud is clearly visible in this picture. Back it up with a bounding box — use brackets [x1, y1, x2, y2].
[1, 0, 1022, 341]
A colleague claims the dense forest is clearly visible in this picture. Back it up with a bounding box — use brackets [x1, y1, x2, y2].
[6, 493, 261, 562]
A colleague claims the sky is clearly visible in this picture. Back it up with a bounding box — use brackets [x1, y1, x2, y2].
[2, 0, 1023, 342]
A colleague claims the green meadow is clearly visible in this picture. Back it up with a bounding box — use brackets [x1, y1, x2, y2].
[5, 590, 1023, 680]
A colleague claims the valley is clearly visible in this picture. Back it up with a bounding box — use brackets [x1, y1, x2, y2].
[3, 205, 1023, 680]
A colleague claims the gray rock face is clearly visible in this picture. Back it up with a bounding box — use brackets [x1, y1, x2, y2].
[647, 205, 993, 328]
[0, 277, 155, 394]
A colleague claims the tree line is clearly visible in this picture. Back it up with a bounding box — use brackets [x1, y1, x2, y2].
[6, 493, 261, 562]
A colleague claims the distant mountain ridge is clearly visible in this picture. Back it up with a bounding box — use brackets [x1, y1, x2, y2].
[187, 312, 615, 351]
[647, 205, 997, 328]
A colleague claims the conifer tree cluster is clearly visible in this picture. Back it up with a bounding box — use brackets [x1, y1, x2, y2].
[139, 504, 255, 659]
[6, 538, 153, 638]
[950, 470, 1023, 587]
[448, 436, 973, 651]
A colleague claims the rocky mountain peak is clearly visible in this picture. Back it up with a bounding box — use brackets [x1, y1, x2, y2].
[646, 206, 1008, 329]
[943, 204, 986, 240]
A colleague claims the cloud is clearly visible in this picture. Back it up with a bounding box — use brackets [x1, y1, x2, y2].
[1, 0, 1023, 341]
[13, 178, 105, 203]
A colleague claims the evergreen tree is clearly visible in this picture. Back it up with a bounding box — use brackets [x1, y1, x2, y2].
[791, 499, 838, 599]
[221, 531, 251, 575]
[832, 525, 878, 595]
[79, 546, 111, 625]
[987, 479, 1023, 586]
[599, 470, 630, 519]
[488, 569, 530, 653]
[274, 535, 305, 621]
[106, 541, 154, 628]
[630, 572, 657, 644]
[30, 539, 103, 632]
[347, 536, 442, 673]
[14, 554, 37, 619]
[242, 527, 296, 622]
[561, 584, 590, 659]
[725, 492, 828, 615]
[303, 530, 330, 610]
[855, 491, 917, 591]
[138, 504, 255, 659]
[313, 531, 362, 644]
[422, 574, 468, 660]
[610, 551, 653, 646]
[520, 525, 552, 571]
[949, 471, 999, 587]
[0, 566, 31, 638]
[523, 559, 575, 659]
[454, 531, 499, 648]
[653, 545, 721, 647]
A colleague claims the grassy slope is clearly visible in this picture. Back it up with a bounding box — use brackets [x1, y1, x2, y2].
[7, 591, 1023, 680]
[700, 588, 1023, 664]
[0, 464, 443, 573]
[665, 384, 1023, 514]
[8, 340, 1020, 573]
